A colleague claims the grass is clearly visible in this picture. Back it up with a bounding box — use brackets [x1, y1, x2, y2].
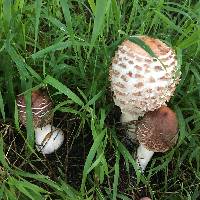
[0, 0, 200, 199]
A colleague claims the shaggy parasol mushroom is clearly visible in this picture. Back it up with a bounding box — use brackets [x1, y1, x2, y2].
[109, 35, 180, 140]
[16, 90, 64, 154]
[136, 106, 178, 172]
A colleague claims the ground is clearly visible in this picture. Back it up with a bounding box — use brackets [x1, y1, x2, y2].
[0, 0, 200, 199]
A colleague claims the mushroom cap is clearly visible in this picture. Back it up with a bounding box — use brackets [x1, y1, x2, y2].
[110, 35, 181, 118]
[136, 106, 178, 152]
[16, 90, 53, 128]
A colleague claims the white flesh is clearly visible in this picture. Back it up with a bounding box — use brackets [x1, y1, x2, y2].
[136, 144, 154, 172]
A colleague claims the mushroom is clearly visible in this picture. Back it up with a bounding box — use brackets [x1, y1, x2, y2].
[109, 35, 180, 140]
[16, 90, 64, 154]
[136, 106, 178, 172]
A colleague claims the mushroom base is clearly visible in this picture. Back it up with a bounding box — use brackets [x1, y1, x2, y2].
[35, 124, 64, 155]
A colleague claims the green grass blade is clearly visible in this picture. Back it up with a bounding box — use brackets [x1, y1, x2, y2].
[6, 45, 30, 80]
[99, 109, 106, 130]
[58, 107, 80, 115]
[34, 0, 42, 54]
[175, 106, 187, 145]
[86, 153, 104, 174]
[31, 41, 72, 59]
[15, 170, 63, 192]
[31, 39, 90, 59]
[14, 101, 21, 134]
[89, 0, 107, 55]
[84, 91, 103, 108]
[6, 45, 41, 81]
[0, 90, 5, 121]
[3, 57, 15, 113]
[154, 10, 185, 35]
[111, 0, 120, 29]
[45, 15, 67, 32]
[52, 100, 75, 111]
[43, 75, 84, 106]
[0, 183, 5, 199]
[113, 133, 142, 184]
[24, 86, 35, 149]
[17, 179, 47, 194]
[60, 180, 82, 199]
[60, 0, 74, 40]
[4, 188, 17, 200]
[112, 150, 120, 200]
[13, 0, 25, 11]
[126, 0, 139, 33]
[0, 134, 9, 169]
[81, 131, 105, 193]
[88, 0, 96, 13]
[8, 177, 40, 200]
[177, 29, 200, 49]
[3, 0, 11, 27]
[164, 5, 192, 20]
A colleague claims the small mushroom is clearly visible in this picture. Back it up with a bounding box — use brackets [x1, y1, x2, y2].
[16, 90, 64, 154]
[109, 35, 181, 140]
[136, 106, 178, 172]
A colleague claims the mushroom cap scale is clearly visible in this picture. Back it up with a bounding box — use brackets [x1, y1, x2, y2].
[110, 35, 181, 118]
[136, 106, 178, 152]
[16, 90, 53, 128]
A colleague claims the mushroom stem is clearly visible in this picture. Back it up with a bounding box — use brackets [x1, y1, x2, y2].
[136, 144, 154, 172]
[121, 112, 141, 141]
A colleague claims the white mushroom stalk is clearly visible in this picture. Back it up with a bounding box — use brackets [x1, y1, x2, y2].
[109, 35, 181, 141]
[16, 90, 64, 154]
[136, 106, 178, 172]
[137, 144, 154, 172]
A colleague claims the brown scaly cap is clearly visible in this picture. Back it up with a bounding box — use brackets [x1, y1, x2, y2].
[136, 106, 178, 152]
[16, 90, 53, 128]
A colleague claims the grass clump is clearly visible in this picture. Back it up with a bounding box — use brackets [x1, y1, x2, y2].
[0, 0, 200, 199]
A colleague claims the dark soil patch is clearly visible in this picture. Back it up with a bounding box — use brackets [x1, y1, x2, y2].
[1, 113, 92, 190]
